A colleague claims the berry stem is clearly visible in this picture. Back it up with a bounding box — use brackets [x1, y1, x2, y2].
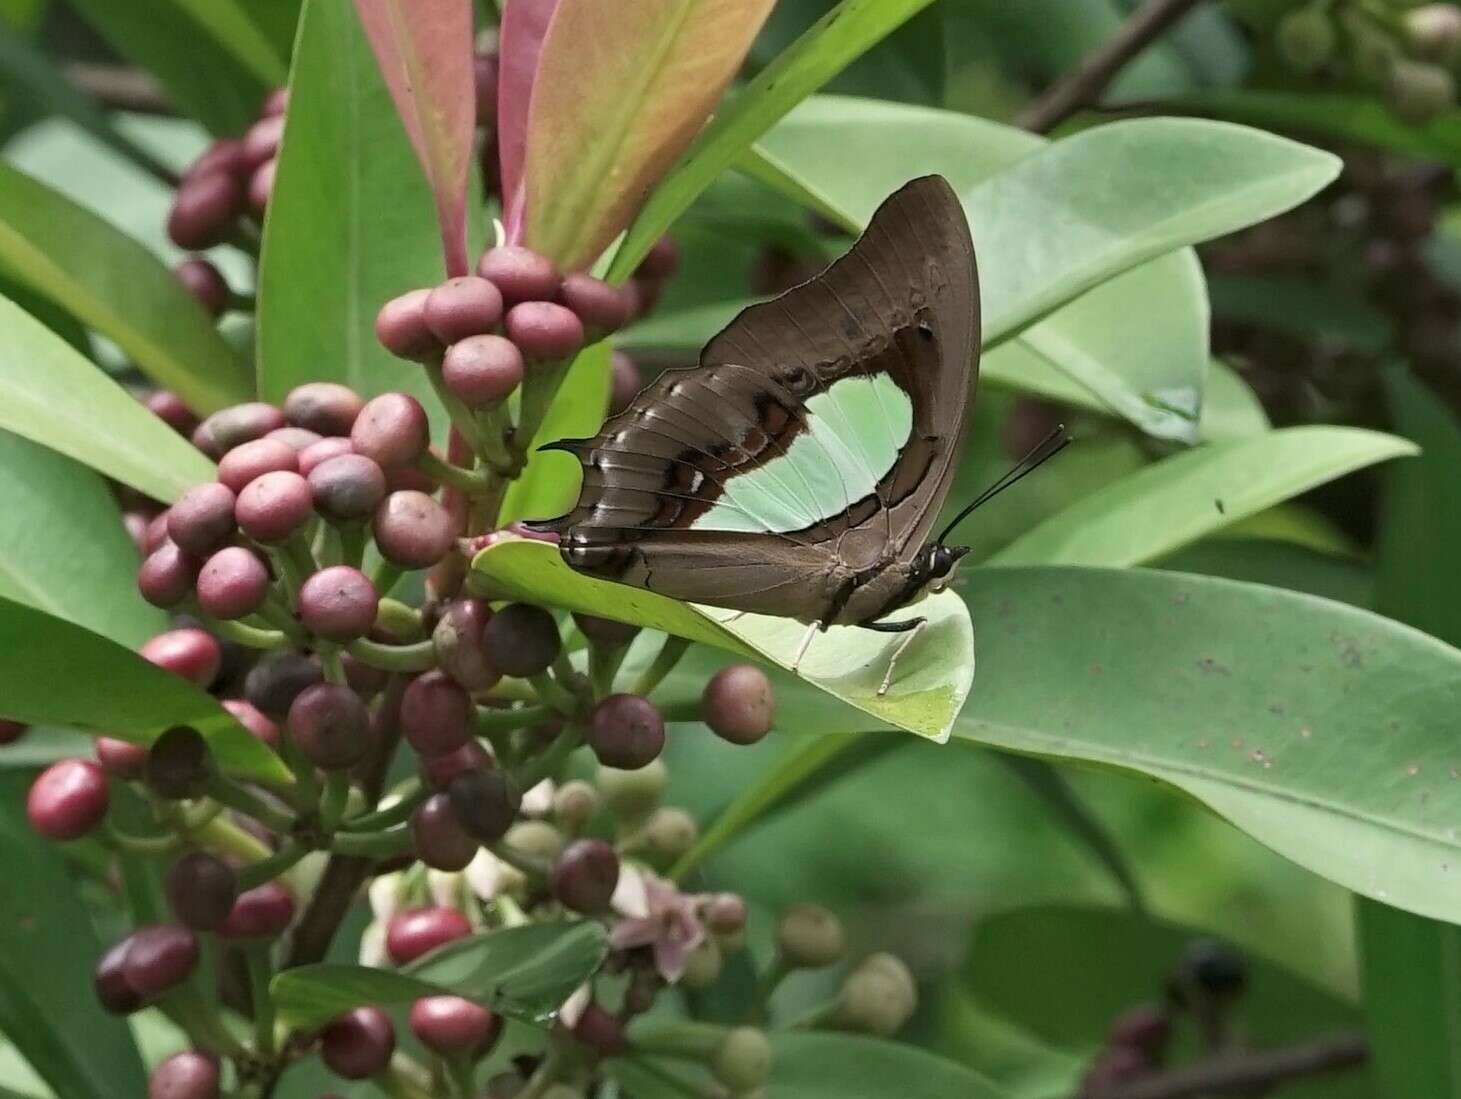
[159, 985, 250, 1059]
[338, 522, 367, 569]
[529, 672, 579, 717]
[339, 780, 427, 832]
[515, 724, 584, 792]
[629, 1021, 725, 1059]
[348, 637, 438, 672]
[630, 635, 691, 698]
[474, 702, 554, 735]
[422, 357, 492, 458]
[244, 944, 277, 1059]
[444, 1054, 476, 1099]
[319, 772, 351, 832]
[416, 448, 492, 495]
[745, 956, 793, 1025]
[517, 1046, 566, 1099]
[101, 820, 181, 856]
[197, 615, 291, 651]
[374, 1059, 437, 1099]
[369, 559, 405, 598]
[783, 998, 838, 1030]
[205, 776, 297, 835]
[375, 598, 424, 640]
[470, 404, 517, 473]
[256, 597, 307, 644]
[237, 838, 307, 890]
[191, 810, 273, 864]
[317, 643, 347, 685]
[277, 732, 322, 812]
[588, 641, 630, 700]
[315, 521, 344, 567]
[331, 825, 412, 858]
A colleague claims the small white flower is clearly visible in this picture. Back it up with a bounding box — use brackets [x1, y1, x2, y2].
[427, 869, 462, 909]
[558, 982, 592, 1029]
[609, 869, 705, 983]
[367, 871, 404, 922]
[611, 862, 650, 920]
[465, 847, 526, 901]
[358, 920, 388, 968]
[521, 778, 556, 818]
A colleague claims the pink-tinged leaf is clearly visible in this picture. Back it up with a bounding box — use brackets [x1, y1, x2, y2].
[353, 0, 476, 276]
[498, 0, 561, 243]
[521, 0, 776, 270]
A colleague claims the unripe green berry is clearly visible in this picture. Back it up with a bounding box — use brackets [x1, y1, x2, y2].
[711, 1027, 773, 1092]
[681, 936, 722, 990]
[502, 819, 564, 863]
[1276, 6, 1336, 73]
[552, 780, 599, 832]
[641, 806, 698, 864]
[775, 903, 844, 969]
[1387, 58, 1456, 122]
[834, 952, 917, 1036]
[595, 758, 666, 821]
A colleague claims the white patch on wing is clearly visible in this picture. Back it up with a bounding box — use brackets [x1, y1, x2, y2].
[690, 373, 912, 532]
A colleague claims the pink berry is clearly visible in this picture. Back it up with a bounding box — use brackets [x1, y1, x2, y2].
[298, 436, 355, 477]
[247, 159, 276, 213]
[141, 629, 222, 688]
[218, 881, 295, 939]
[400, 671, 473, 756]
[373, 491, 457, 569]
[221, 699, 279, 748]
[138, 541, 199, 609]
[351, 393, 430, 469]
[242, 114, 284, 171]
[195, 546, 271, 620]
[321, 1007, 395, 1079]
[441, 334, 524, 408]
[505, 301, 584, 362]
[477, 246, 561, 305]
[175, 259, 230, 317]
[298, 567, 378, 641]
[559, 273, 634, 337]
[424, 276, 504, 344]
[235, 470, 313, 543]
[217, 438, 299, 493]
[375, 289, 441, 360]
[27, 758, 109, 840]
[168, 482, 237, 555]
[410, 995, 500, 1056]
[386, 906, 472, 965]
[145, 391, 198, 436]
[283, 382, 364, 437]
[168, 173, 244, 250]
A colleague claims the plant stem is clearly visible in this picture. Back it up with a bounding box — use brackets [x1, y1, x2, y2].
[191, 811, 274, 864]
[103, 821, 180, 856]
[1082, 1033, 1367, 1099]
[444, 1054, 477, 1099]
[199, 616, 291, 650]
[515, 725, 583, 792]
[630, 635, 691, 697]
[375, 598, 424, 640]
[339, 523, 367, 569]
[238, 840, 307, 890]
[331, 826, 412, 858]
[160, 986, 249, 1059]
[745, 956, 792, 1025]
[630, 1022, 725, 1060]
[349, 637, 437, 672]
[319, 772, 351, 832]
[244, 945, 277, 1059]
[588, 642, 630, 699]
[530, 672, 580, 717]
[369, 558, 405, 596]
[476, 702, 554, 735]
[317, 643, 347, 685]
[418, 448, 492, 495]
[206, 776, 296, 834]
[517, 1045, 565, 1099]
[340, 781, 427, 832]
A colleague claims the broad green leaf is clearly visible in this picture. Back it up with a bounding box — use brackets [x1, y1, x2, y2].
[1161, 539, 1372, 609]
[0, 596, 290, 785]
[258, 0, 449, 430]
[0, 164, 250, 413]
[1199, 358, 1271, 442]
[65, 0, 270, 134]
[521, 0, 776, 269]
[946, 567, 1461, 923]
[353, 0, 476, 276]
[469, 539, 972, 742]
[0, 773, 148, 1099]
[171, 0, 289, 85]
[607, 0, 939, 281]
[0, 431, 164, 645]
[244, 0, 307, 61]
[966, 905, 1363, 1099]
[0, 293, 216, 502]
[272, 922, 608, 1028]
[1208, 273, 1393, 355]
[498, 341, 611, 526]
[770, 1033, 1012, 1099]
[745, 97, 1211, 442]
[990, 427, 1416, 568]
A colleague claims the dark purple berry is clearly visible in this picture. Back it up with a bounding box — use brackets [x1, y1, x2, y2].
[473, 53, 498, 123]
[432, 599, 498, 690]
[424, 276, 504, 344]
[184, 139, 246, 183]
[27, 758, 108, 840]
[637, 235, 680, 281]
[504, 301, 584, 362]
[191, 403, 287, 459]
[245, 652, 323, 718]
[420, 740, 492, 790]
[217, 438, 299, 493]
[702, 664, 774, 746]
[235, 470, 313, 543]
[558, 273, 633, 337]
[146, 726, 211, 800]
[218, 881, 294, 939]
[165, 852, 238, 931]
[1182, 940, 1248, 1000]
[168, 172, 244, 250]
[482, 603, 559, 677]
[386, 905, 472, 965]
[447, 768, 520, 843]
[373, 490, 457, 568]
[410, 995, 501, 1056]
[148, 1050, 219, 1099]
[299, 436, 356, 476]
[550, 838, 619, 914]
[587, 694, 664, 770]
[375, 289, 441, 361]
[441, 334, 523, 408]
[94, 940, 142, 1014]
[477, 246, 560, 305]
[298, 566, 378, 641]
[175, 258, 230, 317]
[138, 541, 199, 608]
[167, 482, 237, 555]
[572, 613, 638, 648]
[123, 924, 199, 999]
[309, 453, 386, 522]
[0, 720, 25, 745]
[195, 546, 270, 620]
[141, 628, 223, 687]
[411, 792, 479, 871]
[400, 671, 472, 756]
[288, 683, 372, 770]
[284, 382, 364, 437]
[572, 1003, 627, 1056]
[321, 1007, 395, 1080]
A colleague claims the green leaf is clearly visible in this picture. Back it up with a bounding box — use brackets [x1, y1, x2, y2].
[0, 595, 290, 785]
[257, 0, 451, 431]
[0, 293, 216, 502]
[498, 341, 611, 525]
[606, 0, 939, 281]
[990, 427, 1416, 568]
[0, 164, 251, 414]
[1200, 358, 1271, 442]
[272, 921, 609, 1028]
[0, 773, 148, 1099]
[65, 0, 270, 134]
[947, 567, 1461, 923]
[170, 0, 289, 85]
[468, 539, 972, 742]
[0, 430, 164, 645]
[519, 0, 776, 270]
[770, 1032, 1012, 1099]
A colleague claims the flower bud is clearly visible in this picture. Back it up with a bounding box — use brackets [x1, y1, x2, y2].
[711, 1027, 772, 1092]
[834, 952, 917, 1036]
[1406, 4, 1461, 62]
[595, 758, 666, 821]
[552, 780, 599, 832]
[775, 903, 844, 969]
[1276, 5, 1336, 73]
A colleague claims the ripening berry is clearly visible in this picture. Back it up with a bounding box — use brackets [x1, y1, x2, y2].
[145, 391, 199, 436]
[609, 351, 642, 414]
[0, 719, 25, 745]
[1108, 1005, 1171, 1058]
[558, 273, 634, 338]
[637, 236, 680, 281]
[375, 289, 441, 361]
[145, 511, 173, 553]
[1406, 4, 1461, 62]
[168, 482, 237, 555]
[247, 159, 276, 213]
[148, 1051, 219, 1099]
[441, 334, 524, 408]
[410, 995, 501, 1056]
[424, 276, 504, 344]
[242, 115, 284, 170]
[236, 470, 313, 543]
[168, 172, 244, 250]
[400, 671, 473, 756]
[283, 382, 364, 437]
[551, 780, 599, 832]
[386, 905, 472, 965]
[244, 651, 323, 718]
[165, 851, 238, 931]
[221, 699, 280, 748]
[503, 820, 563, 863]
[196, 546, 271, 620]
[595, 758, 667, 821]
[174, 258, 231, 317]
[123, 924, 200, 999]
[95, 736, 148, 780]
[27, 758, 109, 840]
[288, 683, 372, 770]
[504, 301, 584, 362]
[218, 881, 295, 939]
[1275, 6, 1336, 74]
[477, 246, 560, 305]
[351, 393, 430, 469]
[702, 664, 774, 745]
[185, 138, 247, 183]
[141, 628, 223, 687]
[587, 694, 665, 770]
[571, 1003, 627, 1056]
[192, 402, 287, 459]
[483, 603, 560, 678]
[309, 453, 387, 522]
[711, 1027, 773, 1091]
[550, 839, 619, 914]
[298, 436, 356, 477]
[775, 904, 845, 969]
[373, 490, 458, 569]
[145, 726, 211, 800]
[703, 893, 748, 937]
[261, 87, 289, 117]
[321, 1007, 396, 1079]
[447, 768, 520, 843]
[265, 426, 323, 452]
[1386, 59, 1456, 123]
[420, 739, 492, 790]
[218, 438, 300, 495]
[94, 940, 142, 1015]
[298, 566, 378, 641]
[834, 953, 917, 1037]
[641, 807, 698, 864]
[682, 937, 722, 990]
[411, 792, 479, 871]
[432, 598, 498, 690]
[138, 541, 199, 609]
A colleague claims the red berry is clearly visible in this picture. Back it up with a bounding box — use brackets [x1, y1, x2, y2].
[217, 438, 299, 493]
[148, 1050, 219, 1099]
[446, 769, 520, 843]
[168, 172, 244, 250]
[218, 881, 295, 939]
[420, 739, 492, 790]
[375, 289, 440, 361]
[27, 758, 109, 840]
[298, 436, 356, 477]
[386, 906, 472, 966]
[441, 334, 523, 408]
[351, 393, 430, 469]
[264, 426, 323, 451]
[321, 1007, 396, 1079]
[94, 940, 142, 1014]
[138, 541, 199, 609]
[298, 566, 378, 641]
[221, 699, 280, 748]
[410, 995, 500, 1055]
[122, 924, 199, 999]
[95, 736, 148, 780]
[373, 491, 457, 569]
[424, 276, 504, 344]
[284, 382, 364, 437]
[551, 839, 619, 914]
[411, 792, 479, 871]
[504, 301, 584, 362]
[196, 546, 271, 620]
[559, 273, 633, 337]
[185, 139, 247, 183]
[141, 628, 222, 687]
[235, 470, 313, 543]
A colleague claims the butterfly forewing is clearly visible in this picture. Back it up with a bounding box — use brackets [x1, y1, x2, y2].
[531, 175, 979, 624]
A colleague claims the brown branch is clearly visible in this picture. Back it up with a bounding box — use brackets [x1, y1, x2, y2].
[63, 61, 174, 115]
[1081, 1034, 1368, 1099]
[1017, 0, 1209, 133]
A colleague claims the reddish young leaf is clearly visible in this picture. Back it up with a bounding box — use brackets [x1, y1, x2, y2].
[498, 0, 561, 243]
[353, 0, 476, 276]
[520, 0, 776, 270]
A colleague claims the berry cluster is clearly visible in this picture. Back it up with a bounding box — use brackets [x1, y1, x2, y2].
[1270, 1, 1461, 121]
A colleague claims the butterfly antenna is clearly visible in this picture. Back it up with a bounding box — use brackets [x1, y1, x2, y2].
[936, 424, 1072, 546]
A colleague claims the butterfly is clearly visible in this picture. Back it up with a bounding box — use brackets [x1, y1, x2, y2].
[530, 175, 1003, 695]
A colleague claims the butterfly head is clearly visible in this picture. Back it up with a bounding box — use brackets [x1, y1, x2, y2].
[913, 543, 970, 597]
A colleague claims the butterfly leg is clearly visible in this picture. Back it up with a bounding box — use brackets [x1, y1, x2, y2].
[862, 616, 927, 696]
[791, 621, 821, 672]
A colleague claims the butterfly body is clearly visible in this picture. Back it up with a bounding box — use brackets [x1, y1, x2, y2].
[530, 176, 979, 668]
